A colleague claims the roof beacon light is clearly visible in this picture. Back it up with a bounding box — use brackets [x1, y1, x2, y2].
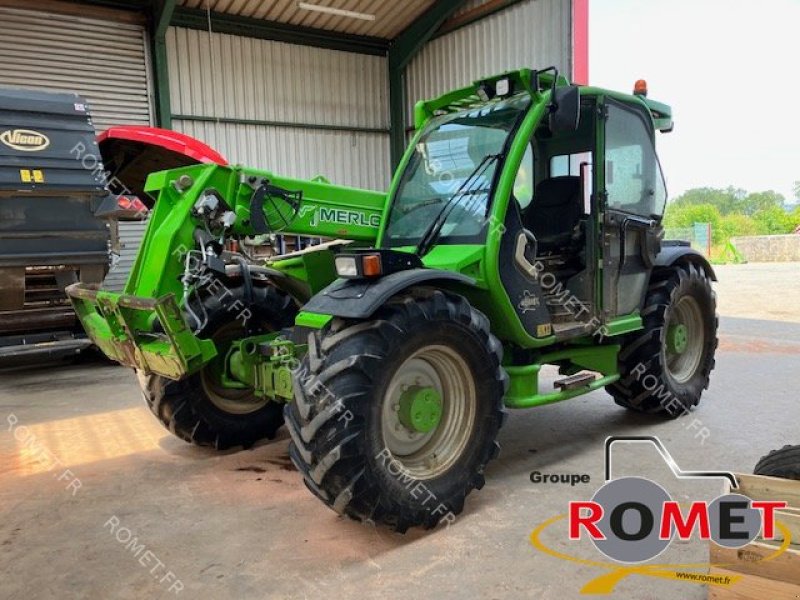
[634, 79, 648, 97]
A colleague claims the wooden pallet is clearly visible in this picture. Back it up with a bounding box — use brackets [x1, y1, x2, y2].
[708, 472, 800, 600]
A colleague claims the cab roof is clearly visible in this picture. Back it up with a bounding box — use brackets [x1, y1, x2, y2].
[414, 67, 673, 134]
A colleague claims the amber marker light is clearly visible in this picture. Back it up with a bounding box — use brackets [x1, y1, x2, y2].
[362, 254, 382, 277]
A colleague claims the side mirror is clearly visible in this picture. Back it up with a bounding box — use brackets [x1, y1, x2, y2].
[549, 85, 580, 135]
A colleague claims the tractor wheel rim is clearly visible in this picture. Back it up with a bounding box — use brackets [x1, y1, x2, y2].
[201, 321, 271, 415]
[665, 295, 704, 384]
[381, 344, 476, 480]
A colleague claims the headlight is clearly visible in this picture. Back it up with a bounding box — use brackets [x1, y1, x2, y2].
[335, 256, 359, 278]
[496, 78, 510, 96]
[334, 253, 383, 279]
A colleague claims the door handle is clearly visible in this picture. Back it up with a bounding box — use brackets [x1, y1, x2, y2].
[515, 230, 539, 280]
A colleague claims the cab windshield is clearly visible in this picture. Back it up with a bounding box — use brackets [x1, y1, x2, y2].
[383, 94, 530, 248]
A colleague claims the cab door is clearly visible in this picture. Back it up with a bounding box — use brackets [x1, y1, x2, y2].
[598, 98, 667, 318]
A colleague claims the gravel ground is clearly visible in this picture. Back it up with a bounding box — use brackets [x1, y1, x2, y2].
[713, 262, 800, 323]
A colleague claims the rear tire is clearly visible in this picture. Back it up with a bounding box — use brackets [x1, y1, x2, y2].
[754, 445, 800, 480]
[139, 283, 296, 449]
[607, 263, 718, 416]
[285, 290, 507, 532]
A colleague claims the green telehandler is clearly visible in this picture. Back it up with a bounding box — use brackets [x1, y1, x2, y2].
[67, 68, 718, 531]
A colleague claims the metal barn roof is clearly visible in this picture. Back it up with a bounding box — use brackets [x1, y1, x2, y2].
[176, 0, 440, 39]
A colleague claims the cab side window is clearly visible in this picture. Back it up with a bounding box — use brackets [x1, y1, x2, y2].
[550, 152, 591, 178]
[513, 143, 534, 210]
[550, 152, 593, 214]
[605, 103, 667, 217]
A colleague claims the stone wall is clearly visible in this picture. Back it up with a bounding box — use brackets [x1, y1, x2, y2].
[730, 234, 800, 262]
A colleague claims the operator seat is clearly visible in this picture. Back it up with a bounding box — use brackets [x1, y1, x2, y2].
[524, 176, 583, 254]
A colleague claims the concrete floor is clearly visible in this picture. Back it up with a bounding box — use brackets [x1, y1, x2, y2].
[1, 263, 798, 599]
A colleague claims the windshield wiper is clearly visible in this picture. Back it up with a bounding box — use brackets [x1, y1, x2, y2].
[399, 196, 444, 216]
[415, 153, 501, 257]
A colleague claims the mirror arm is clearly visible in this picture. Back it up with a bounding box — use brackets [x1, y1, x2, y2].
[548, 67, 560, 113]
[533, 66, 561, 111]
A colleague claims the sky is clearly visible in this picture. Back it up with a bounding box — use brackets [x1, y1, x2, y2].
[590, 0, 800, 203]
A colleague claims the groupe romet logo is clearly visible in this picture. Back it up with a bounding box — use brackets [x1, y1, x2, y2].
[569, 437, 784, 563]
[0, 128, 50, 152]
[529, 436, 791, 594]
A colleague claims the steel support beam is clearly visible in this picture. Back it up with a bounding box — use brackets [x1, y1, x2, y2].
[388, 0, 468, 169]
[388, 67, 406, 170]
[434, 0, 529, 38]
[171, 7, 388, 56]
[151, 0, 175, 129]
[172, 114, 389, 135]
[72, 0, 149, 13]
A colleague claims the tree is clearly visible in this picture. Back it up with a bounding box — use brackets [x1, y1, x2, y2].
[792, 205, 800, 231]
[718, 213, 759, 240]
[739, 191, 785, 216]
[670, 187, 742, 215]
[752, 205, 795, 235]
[663, 203, 723, 243]
[664, 187, 800, 248]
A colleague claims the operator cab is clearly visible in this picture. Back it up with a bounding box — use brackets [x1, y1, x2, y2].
[360, 72, 669, 346]
[502, 97, 597, 339]
[505, 88, 668, 342]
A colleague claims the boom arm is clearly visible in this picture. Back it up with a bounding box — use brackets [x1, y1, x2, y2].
[65, 162, 386, 379]
[124, 163, 386, 300]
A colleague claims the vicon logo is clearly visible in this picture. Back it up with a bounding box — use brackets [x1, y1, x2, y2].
[0, 129, 50, 152]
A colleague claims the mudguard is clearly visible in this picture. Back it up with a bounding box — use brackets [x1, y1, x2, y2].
[655, 241, 717, 281]
[301, 268, 475, 319]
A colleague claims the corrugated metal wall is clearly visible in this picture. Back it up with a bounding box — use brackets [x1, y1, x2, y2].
[0, 6, 153, 130]
[166, 27, 391, 190]
[406, 0, 572, 121]
[104, 221, 148, 292]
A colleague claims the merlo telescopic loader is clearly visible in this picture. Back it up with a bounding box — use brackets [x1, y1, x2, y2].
[68, 68, 718, 531]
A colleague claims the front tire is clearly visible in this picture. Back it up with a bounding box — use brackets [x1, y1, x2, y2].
[285, 290, 507, 532]
[607, 263, 718, 416]
[139, 283, 296, 450]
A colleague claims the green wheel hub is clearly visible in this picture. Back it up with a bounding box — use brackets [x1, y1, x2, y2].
[398, 386, 442, 433]
[665, 295, 705, 384]
[201, 321, 271, 415]
[667, 323, 689, 354]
